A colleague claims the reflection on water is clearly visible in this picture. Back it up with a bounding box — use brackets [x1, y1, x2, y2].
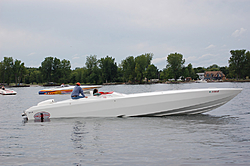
[71, 121, 87, 150]
[64, 114, 250, 165]
[71, 119, 105, 163]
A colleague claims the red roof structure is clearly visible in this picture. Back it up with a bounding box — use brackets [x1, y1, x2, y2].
[204, 71, 225, 80]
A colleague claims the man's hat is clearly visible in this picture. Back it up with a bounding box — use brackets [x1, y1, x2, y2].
[76, 82, 81, 86]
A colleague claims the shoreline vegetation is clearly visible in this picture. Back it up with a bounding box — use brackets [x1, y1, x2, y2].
[1, 79, 250, 88]
[1, 50, 249, 86]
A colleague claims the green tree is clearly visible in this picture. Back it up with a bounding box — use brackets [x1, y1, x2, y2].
[31, 69, 42, 84]
[186, 63, 197, 79]
[0, 61, 4, 83]
[135, 53, 153, 82]
[121, 56, 136, 83]
[160, 68, 173, 80]
[99, 56, 117, 83]
[19, 63, 26, 84]
[40, 57, 71, 83]
[166, 52, 185, 81]
[60, 59, 71, 83]
[181, 67, 189, 80]
[25, 67, 34, 84]
[74, 68, 83, 83]
[2, 57, 14, 85]
[85, 55, 100, 84]
[25, 67, 42, 84]
[193, 67, 206, 73]
[52, 57, 61, 82]
[86, 55, 98, 70]
[207, 64, 220, 71]
[40, 57, 54, 82]
[228, 49, 246, 79]
[116, 66, 124, 83]
[88, 66, 101, 84]
[219, 66, 229, 78]
[12, 59, 26, 85]
[70, 69, 78, 84]
[245, 51, 250, 78]
[145, 64, 158, 82]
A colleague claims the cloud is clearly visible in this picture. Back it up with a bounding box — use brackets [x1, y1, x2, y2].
[72, 54, 80, 59]
[0, 26, 69, 51]
[27, 52, 36, 56]
[81, 54, 88, 58]
[1, 0, 250, 70]
[232, 28, 247, 37]
[186, 56, 198, 61]
[185, 53, 227, 67]
[205, 44, 215, 49]
[152, 57, 167, 64]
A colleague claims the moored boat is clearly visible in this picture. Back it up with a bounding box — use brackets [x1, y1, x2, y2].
[22, 88, 242, 121]
[0, 89, 17, 95]
[195, 79, 207, 83]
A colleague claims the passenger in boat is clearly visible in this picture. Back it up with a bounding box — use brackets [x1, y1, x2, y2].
[2, 86, 5, 90]
[93, 89, 101, 96]
[71, 82, 88, 99]
[61, 83, 65, 87]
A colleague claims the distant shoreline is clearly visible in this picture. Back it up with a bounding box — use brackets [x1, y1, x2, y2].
[1, 79, 250, 87]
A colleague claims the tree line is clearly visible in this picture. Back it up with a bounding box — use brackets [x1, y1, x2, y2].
[0, 50, 249, 85]
[0, 57, 26, 85]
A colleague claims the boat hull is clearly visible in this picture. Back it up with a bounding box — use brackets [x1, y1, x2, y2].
[23, 88, 242, 120]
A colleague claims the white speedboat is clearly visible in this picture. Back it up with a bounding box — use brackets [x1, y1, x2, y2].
[0, 88, 17, 95]
[38, 85, 102, 95]
[22, 88, 242, 121]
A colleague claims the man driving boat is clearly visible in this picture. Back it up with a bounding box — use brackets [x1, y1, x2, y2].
[71, 82, 88, 99]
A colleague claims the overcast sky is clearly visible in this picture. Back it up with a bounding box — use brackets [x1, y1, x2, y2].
[0, 0, 249, 70]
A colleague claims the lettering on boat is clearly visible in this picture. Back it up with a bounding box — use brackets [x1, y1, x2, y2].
[209, 90, 219, 93]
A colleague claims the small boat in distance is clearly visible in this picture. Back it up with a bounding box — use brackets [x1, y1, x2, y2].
[38, 85, 102, 95]
[23, 88, 242, 121]
[0, 88, 17, 95]
[195, 79, 207, 83]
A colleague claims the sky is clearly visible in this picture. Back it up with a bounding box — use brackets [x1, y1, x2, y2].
[0, 0, 249, 70]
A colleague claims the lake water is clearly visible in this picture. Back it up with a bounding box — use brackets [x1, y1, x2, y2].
[0, 83, 250, 166]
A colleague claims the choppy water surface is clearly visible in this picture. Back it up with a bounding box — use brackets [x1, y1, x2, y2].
[0, 83, 250, 165]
